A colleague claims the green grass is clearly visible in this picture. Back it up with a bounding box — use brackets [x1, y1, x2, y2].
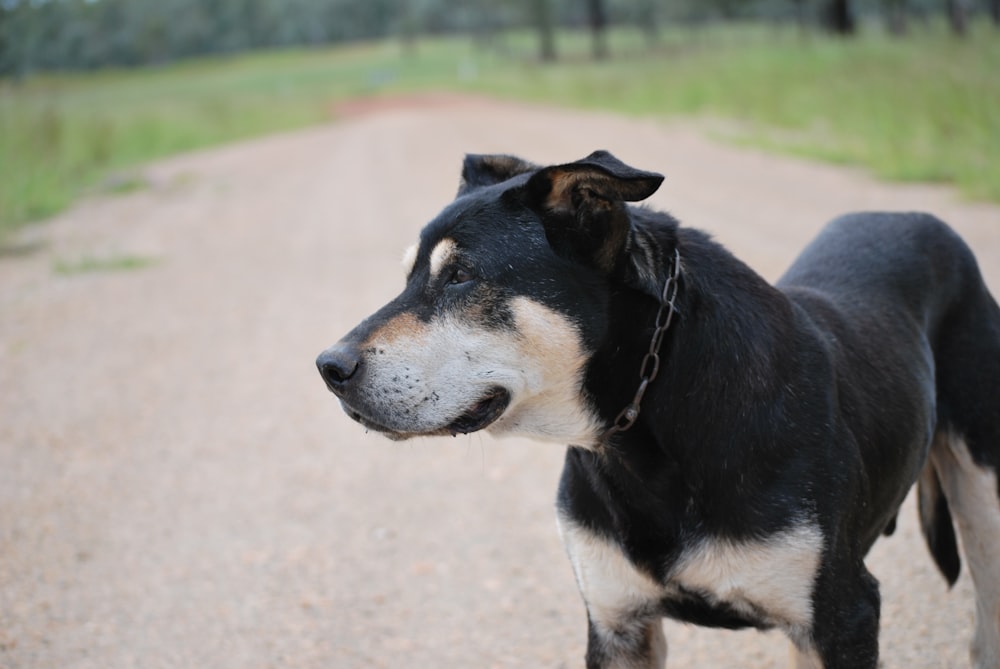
[0, 41, 403, 235]
[465, 22, 1000, 200]
[2, 22, 999, 241]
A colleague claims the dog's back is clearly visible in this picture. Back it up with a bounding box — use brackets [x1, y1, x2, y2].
[782, 212, 1000, 667]
[779, 212, 982, 321]
[778, 212, 999, 487]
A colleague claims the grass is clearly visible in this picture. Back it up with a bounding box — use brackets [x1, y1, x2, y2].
[467, 22, 1000, 200]
[2, 21, 999, 241]
[0, 41, 400, 234]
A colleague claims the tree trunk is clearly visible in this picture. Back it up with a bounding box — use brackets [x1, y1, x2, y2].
[946, 0, 969, 37]
[532, 0, 556, 62]
[884, 0, 908, 36]
[587, 0, 608, 60]
[637, 0, 659, 47]
[398, 3, 419, 55]
[991, 0, 1000, 25]
[792, 0, 808, 34]
[822, 0, 856, 35]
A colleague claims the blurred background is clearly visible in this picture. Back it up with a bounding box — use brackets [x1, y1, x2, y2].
[1, 0, 998, 245]
[3, 3, 1000, 668]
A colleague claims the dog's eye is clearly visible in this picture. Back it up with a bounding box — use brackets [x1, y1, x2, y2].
[448, 268, 474, 286]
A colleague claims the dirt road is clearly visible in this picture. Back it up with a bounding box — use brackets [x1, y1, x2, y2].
[2, 97, 998, 669]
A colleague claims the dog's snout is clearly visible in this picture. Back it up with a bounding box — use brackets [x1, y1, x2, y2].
[316, 345, 360, 391]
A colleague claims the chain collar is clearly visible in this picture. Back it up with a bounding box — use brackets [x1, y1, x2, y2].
[602, 248, 682, 441]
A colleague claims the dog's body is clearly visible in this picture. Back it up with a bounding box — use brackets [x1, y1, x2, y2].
[317, 152, 1000, 669]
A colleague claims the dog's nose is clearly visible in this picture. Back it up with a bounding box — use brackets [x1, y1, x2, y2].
[316, 345, 360, 391]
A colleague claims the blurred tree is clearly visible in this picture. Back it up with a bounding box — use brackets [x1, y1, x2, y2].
[530, 0, 556, 61]
[635, 0, 659, 47]
[883, 0, 908, 35]
[712, 0, 745, 19]
[791, 0, 808, 31]
[0, 3, 9, 75]
[945, 0, 969, 36]
[396, 0, 419, 53]
[465, 0, 508, 49]
[587, 0, 608, 59]
[96, 0, 141, 67]
[821, 0, 856, 34]
[12, 0, 994, 76]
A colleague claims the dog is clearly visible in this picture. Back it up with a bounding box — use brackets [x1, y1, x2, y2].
[316, 151, 1000, 669]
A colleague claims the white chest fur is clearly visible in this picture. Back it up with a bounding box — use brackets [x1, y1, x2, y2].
[557, 513, 824, 639]
[670, 522, 824, 634]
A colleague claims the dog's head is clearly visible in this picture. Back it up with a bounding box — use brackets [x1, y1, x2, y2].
[316, 151, 664, 446]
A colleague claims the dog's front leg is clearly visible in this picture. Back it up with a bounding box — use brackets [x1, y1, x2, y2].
[585, 615, 667, 669]
[559, 515, 669, 667]
[789, 643, 823, 669]
[807, 560, 881, 669]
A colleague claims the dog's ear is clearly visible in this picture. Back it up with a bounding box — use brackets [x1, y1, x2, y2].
[526, 150, 664, 273]
[458, 154, 540, 196]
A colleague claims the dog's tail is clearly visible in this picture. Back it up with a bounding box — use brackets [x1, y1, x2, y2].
[917, 460, 961, 587]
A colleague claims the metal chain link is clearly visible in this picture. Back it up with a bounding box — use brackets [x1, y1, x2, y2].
[603, 248, 682, 440]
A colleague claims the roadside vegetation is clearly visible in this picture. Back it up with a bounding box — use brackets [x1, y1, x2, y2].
[481, 24, 1000, 200]
[2, 15, 998, 240]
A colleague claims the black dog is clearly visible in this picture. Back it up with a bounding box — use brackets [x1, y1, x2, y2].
[317, 151, 1000, 669]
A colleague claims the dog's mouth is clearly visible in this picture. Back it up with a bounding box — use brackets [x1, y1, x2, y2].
[444, 387, 511, 436]
[341, 387, 511, 440]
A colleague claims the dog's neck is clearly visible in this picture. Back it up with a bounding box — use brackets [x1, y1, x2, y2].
[590, 222, 794, 459]
[602, 247, 682, 441]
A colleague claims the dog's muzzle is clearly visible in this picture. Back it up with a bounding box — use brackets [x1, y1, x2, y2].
[316, 344, 360, 394]
[316, 342, 512, 439]
[316, 343, 397, 435]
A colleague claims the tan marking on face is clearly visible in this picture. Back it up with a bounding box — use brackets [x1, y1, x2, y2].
[511, 297, 586, 367]
[487, 297, 602, 447]
[429, 238, 457, 279]
[401, 243, 418, 276]
[346, 296, 600, 444]
[363, 312, 424, 347]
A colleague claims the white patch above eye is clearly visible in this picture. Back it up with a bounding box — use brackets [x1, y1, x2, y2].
[428, 238, 457, 279]
[401, 243, 418, 276]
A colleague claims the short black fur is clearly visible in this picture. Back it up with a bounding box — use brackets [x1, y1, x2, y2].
[317, 151, 1000, 669]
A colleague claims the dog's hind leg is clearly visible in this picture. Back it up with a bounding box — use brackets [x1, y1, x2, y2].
[931, 432, 1000, 669]
[930, 270, 1000, 668]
